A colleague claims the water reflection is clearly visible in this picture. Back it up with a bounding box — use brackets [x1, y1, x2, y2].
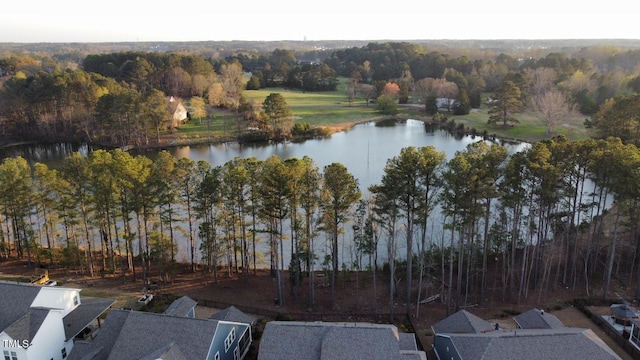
[0, 120, 527, 193]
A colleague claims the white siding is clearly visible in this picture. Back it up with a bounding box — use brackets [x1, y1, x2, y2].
[31, 288, 80, 315]
[26, 310, 72, 360]
[0, 332, 28, 359]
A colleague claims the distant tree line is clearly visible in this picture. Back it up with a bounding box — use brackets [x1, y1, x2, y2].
[4, 43, 640, 145]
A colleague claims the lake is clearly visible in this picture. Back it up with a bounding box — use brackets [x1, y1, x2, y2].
[164, 119, 528, 192]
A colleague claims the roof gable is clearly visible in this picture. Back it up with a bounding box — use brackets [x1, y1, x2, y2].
[0, 282, 41, 332]
[514, 309, 564, 329]
[431, 310, 494, 334]
[164, 296, 197, 318]
[209, 306, 255, 325]
[3, 308, 49, 342]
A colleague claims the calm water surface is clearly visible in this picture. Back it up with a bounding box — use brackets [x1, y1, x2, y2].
[166, 119, 527, 191]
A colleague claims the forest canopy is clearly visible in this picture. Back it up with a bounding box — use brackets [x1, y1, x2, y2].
[2, 41, 640, 146]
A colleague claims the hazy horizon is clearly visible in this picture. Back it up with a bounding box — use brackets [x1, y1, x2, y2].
[3, 1, 639, 43]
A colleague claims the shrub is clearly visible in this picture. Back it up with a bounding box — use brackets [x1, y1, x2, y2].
[375, 95, 398, 115]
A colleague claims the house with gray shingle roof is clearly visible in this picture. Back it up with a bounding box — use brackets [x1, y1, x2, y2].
[258, 321, 426, 360]
[68, 309, 252, 360]
[513, 308, 564, 329]
[0, 281, 113, 360]
[431, 310, 494, 335]
[432, 308, 622, 360]
[164, 295, 197, 318]
[209, 306, 256, 326]
[434, 327, 621, 360]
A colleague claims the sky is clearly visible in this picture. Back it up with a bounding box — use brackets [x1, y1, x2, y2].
[2, 1, 640, 43]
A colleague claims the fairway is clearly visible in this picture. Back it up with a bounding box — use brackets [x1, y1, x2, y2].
[177, 78, 592, 145]
[244, 86, 381, 127]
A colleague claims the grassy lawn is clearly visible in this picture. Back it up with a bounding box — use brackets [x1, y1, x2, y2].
[243, 87, 380, 127]
[451, 105, 592, 143]
[171, 79, 593, 145]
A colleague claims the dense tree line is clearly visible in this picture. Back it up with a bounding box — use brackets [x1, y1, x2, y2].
[3, 43, 640, 146]
[239, 48, 338, 91]
[2, 136, 640, 314]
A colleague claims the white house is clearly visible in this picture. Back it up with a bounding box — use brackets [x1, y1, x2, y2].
[0, 282, 113, 360]
[168, 96, 189, 129]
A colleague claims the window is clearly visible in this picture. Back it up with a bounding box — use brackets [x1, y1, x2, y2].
[3, 352, 17, 360]
[224, 328, 236, 352]
[214, 351, 220, 360]
[61, 347, 67, 359]
[233, 346, 239, 360]
[73, 295, 79, 306]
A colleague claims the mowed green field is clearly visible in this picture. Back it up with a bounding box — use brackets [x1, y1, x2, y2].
[176, 78, 593, 144]
[243, 84, 380, 127]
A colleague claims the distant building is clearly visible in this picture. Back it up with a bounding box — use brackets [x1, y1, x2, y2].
[258, 321, 426, 360]
[168, 96, 189, 129]
[0, 281, 113, 360]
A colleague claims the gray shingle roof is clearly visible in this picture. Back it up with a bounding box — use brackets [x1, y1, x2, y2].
[398, 332, 418, 351]
[442, 328, 622, 360]
[209, 305, 255, 325]
[431, 310, 494, 334]
[69, 309, 224, 360]
[163, 295, 197, 317]
[138, 342, 187, 360]
[0, 282, 41, 332]
[63, 297, 115, 340]
[68, 310, 130, 360]
[3, 308, 49, 342]
[513, 308, 564, 329]
[258, 321, 425, 360]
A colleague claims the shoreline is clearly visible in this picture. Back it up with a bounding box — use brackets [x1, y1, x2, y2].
[0, 113, 534, 153]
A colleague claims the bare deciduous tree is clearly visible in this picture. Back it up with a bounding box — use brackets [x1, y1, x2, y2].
[530, 89, 578, 136]
[414, 78, 436, 102]
[525, 67, 557, 96]
[219, 62, 244, 110]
